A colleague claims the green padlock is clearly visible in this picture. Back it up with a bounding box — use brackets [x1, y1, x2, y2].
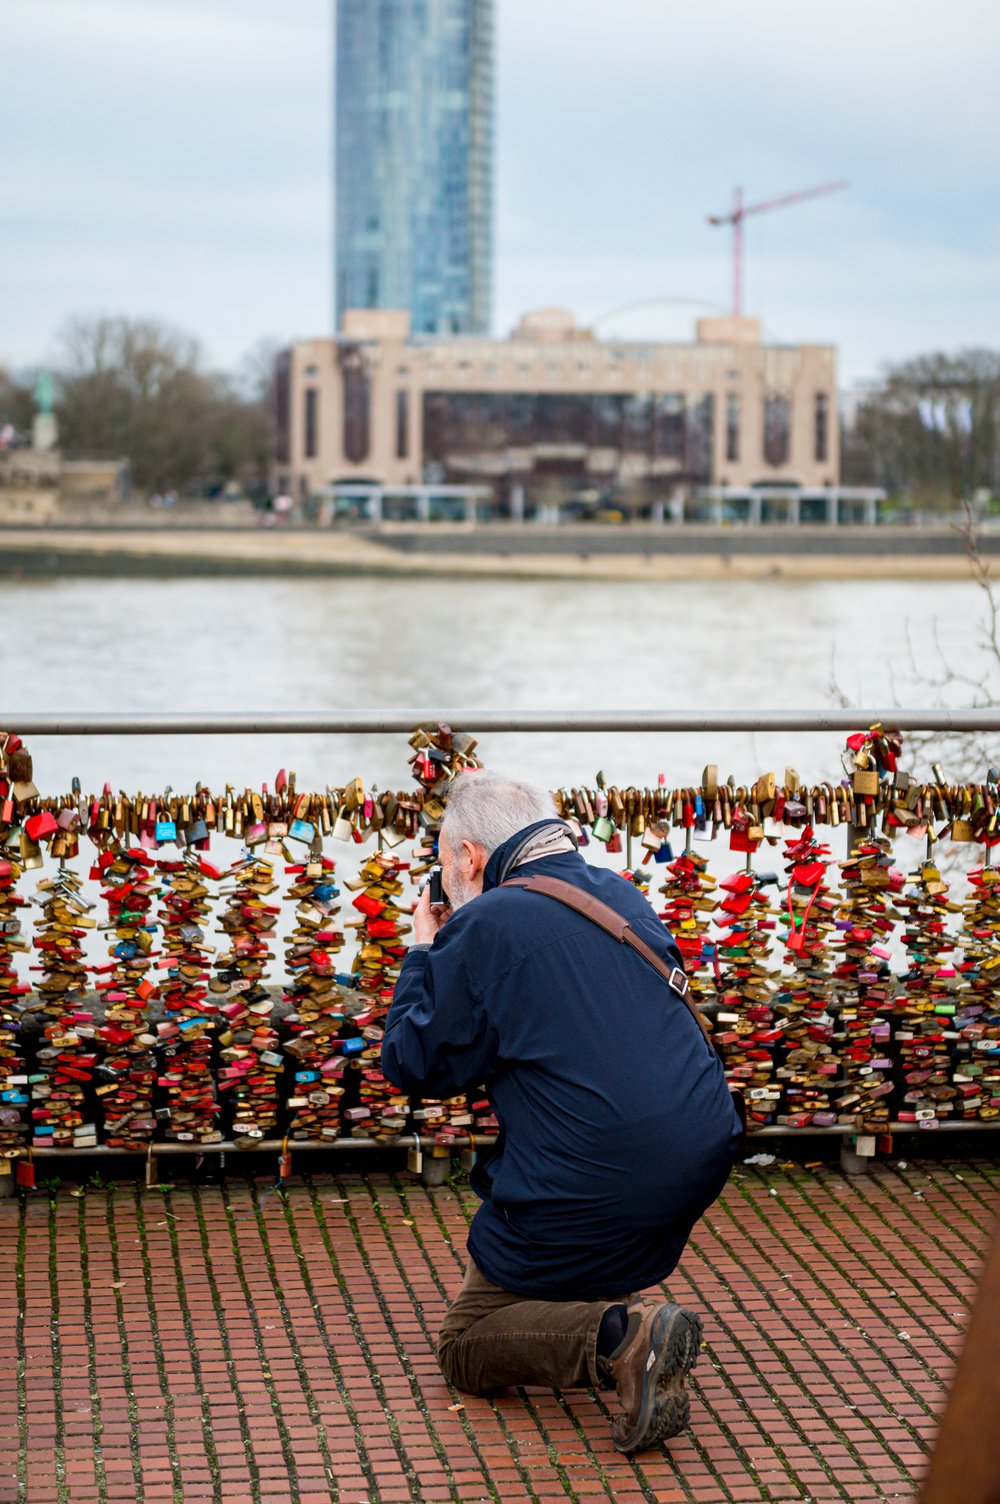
[592, 814, 614, 843]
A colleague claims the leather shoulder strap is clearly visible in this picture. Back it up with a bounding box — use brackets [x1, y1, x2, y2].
[502, 873, 713, 1046]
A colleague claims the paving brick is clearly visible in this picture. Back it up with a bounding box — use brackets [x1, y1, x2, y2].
[1, 1159, 995, 1501]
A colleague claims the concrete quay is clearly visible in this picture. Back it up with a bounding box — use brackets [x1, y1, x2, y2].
[0, 523, 989, 582]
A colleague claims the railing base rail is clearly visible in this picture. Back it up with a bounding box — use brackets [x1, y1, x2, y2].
[2, 1119, 992, 1194]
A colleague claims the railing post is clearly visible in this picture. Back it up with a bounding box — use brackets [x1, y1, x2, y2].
[840, 1135, 876, 1176]
[422, 1149, 450, 1187]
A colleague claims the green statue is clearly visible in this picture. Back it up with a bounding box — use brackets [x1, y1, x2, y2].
[34, 373, 55, 415]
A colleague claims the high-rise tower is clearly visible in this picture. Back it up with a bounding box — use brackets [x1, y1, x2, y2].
[334, 0, 493, 336]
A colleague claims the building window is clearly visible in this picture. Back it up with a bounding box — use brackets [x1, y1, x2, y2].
[304, 388, 318, 460]
[590, 395, 624, 450]
[622, 395, 652, 455]
[339, 347, 371, 464]
[273, 350, 291, 465]
[420, 390, 716, 485]
[725, 394, 740, 463]
[652, 394, 686, 460]
[763, 394, 791, 467]
[396, 390, 409, 460]
[687, 395, 714, 481]
[815, 392, 829, 462]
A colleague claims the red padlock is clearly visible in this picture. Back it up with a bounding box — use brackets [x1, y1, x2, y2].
[25, 810, 59, 841]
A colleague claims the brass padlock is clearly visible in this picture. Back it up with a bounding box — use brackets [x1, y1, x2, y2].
[853, 769, 879, 796]
[754, 772, 776, 803]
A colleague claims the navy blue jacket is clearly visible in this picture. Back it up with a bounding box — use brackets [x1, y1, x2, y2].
[382, 824, 743, 1299]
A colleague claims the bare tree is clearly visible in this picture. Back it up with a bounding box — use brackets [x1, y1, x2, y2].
[842, 348, 1000, 506]
[830, 501, 999, 781]
[55, 315, 270, 496]
[0, 365, 36, 439]
[57, 316, 216, 491]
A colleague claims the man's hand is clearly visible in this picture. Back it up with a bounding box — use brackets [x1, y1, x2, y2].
[413, 885, 450, 945]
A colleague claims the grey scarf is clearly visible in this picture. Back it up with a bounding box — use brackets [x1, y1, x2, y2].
[496, 819, 578, 885]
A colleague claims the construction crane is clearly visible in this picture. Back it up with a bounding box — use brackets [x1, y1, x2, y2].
[707, 180, 848, 318]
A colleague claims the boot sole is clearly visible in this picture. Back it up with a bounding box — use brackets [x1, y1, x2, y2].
[612, 1305, 702, 1454]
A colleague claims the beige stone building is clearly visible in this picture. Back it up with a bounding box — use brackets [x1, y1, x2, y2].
[273, 308, 838, 515]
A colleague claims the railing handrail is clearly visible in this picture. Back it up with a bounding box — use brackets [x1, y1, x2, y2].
[4, 708, 999, 735]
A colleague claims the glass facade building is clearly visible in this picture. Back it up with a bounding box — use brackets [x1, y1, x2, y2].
[335, 0, 493, 336]
[422, 392, 716, 490]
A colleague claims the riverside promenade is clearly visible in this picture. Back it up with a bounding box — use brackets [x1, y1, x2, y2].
[3, 1157, 996, 1504]
[0, 524, 992, 582]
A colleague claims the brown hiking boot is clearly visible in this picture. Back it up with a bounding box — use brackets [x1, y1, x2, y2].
[604, 1297, 702, 1453]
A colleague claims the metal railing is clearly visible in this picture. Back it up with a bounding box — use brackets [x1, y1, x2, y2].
[9, 708, 1000, 735]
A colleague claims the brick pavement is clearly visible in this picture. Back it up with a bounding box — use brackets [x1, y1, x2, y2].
[1, 1158, 997, 1504]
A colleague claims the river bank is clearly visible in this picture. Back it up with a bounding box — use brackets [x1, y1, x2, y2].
[0, 523, 985, 581]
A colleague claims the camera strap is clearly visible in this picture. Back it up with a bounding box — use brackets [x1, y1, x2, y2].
[501, 873, 710, 1042]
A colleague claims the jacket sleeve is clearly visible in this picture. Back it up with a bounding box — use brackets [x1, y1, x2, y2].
[381, 913, 500, 1097]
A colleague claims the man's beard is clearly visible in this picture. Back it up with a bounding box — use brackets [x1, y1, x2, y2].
[445, 872, 480, 912]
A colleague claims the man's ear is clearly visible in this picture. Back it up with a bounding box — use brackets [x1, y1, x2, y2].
[462, 839, 486, 879]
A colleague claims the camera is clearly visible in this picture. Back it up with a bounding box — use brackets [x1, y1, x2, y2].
[428, 863, 448, 907]
[417, 863, 449, 906]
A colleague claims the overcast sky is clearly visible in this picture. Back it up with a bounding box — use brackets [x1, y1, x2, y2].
[3, 0, 998, 385]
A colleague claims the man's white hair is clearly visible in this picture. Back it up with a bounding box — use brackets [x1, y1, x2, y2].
[440, 770, 557, 858]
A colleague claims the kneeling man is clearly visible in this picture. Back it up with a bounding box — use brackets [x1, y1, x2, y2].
[382, 771, 742, 1453]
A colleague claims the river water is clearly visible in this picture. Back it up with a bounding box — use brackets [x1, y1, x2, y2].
[3, 573, 992, 798]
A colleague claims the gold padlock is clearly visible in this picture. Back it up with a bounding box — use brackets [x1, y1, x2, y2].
[754, 772, 776, 803]
[853, 769, 879, 796]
